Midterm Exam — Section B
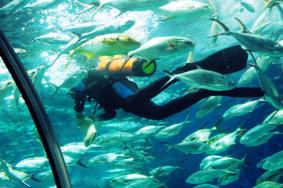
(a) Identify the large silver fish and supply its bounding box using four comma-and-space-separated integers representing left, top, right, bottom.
128, 36, 195, 60
249, 62, 283, 110
163, 67, 235, 91
210, 18, 283, 57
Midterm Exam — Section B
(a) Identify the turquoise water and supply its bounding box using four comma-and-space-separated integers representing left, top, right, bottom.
0, 0, 283, 187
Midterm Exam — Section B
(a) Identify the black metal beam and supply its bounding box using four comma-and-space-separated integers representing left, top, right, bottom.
0, 30, 71, 188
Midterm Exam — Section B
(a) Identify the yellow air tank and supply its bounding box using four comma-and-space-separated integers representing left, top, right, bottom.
96, 55, 156, 77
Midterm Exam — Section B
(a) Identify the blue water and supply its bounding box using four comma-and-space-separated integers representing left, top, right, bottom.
0, 0, 283, 188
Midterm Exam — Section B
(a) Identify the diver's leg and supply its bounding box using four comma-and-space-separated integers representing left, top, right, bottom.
150, 87, 263, 120
130, 45, 248, 101
172, 45, 248, 74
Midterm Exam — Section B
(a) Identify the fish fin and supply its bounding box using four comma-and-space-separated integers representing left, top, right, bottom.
276, 4, 283, 20
69, 31, 82, 39
186, 50, 194, 64
211, 117, 224, 131
161, 70, 176, 90
77, 159, 88, 168
152, 167, 163, 179
184, 111, 191, 124
234, 17, 251, 33
199, 122, 210, 129
209, 18, 230, 32
77, 3, 101, 15
49, 84, 60, 98
20, 180, 31, 188
159, 15, 176, 22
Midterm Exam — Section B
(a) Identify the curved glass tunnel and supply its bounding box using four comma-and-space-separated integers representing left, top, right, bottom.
0, 0, 283, 188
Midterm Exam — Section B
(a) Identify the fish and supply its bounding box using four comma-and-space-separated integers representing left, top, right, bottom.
262, 110, 283, 125
163, 67, 236, 91
61, 21, 102, 35
15, 157, 49, 172
240, 129, 282, 147
33, 31, 72, 45
186, 169, 235, 185
256, 170, 283, 184
249, 62, 283, 110
207, 127, 244, 154
210, 18, 283, 57
155, 113, 190, 139
167, 139, 211, 154
0, 160, 31, 187
123, 142, 153, 162
123, 178, 166, 188
257, 150, 283, 171
78, 152, 129, 167
31, 169, 53, 182
135, 125, 165, 138
71, 33, 141, 61
193, 184, 219, 188
183, 126, 217, 143
95, 132, 135, 147
0, 80, 16, 100
251, 8, 272, 33
81, 0, 168, 16
200, 155, 245, 172
128, 36, 195, 60
149, 165, 181, 178
51, 19, 135, 65
236, 0, 255, 12
196, 96, 222, 119
218, 171, 240, 185
24, 0, 58, 10
237, 55, 272, 86
222, 99, 263, 120
264, 0, 283, 8
0, 0, 30, 16
253, 181, 283, 188
157, 0, 210, 18
109, 173, 150, 188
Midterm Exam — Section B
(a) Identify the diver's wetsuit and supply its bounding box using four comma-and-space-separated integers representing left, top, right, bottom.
72, 45, 264, 120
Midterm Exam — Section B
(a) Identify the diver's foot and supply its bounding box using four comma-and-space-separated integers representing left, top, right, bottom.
84, 124, 96, 147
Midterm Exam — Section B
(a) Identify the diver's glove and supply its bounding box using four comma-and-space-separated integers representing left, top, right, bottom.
76, 114, 97, 147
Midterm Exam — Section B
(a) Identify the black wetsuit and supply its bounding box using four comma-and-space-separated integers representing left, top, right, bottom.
72, 45, 264, 120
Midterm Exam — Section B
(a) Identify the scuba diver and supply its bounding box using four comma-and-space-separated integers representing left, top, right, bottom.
70, 45, 263, 121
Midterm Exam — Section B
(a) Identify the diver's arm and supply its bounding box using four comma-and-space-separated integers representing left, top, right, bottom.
73, 81, 87, 113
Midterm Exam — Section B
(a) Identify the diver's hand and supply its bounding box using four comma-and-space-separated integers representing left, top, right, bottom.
75, 114, 97, 147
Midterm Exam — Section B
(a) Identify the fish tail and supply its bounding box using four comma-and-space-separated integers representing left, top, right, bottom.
160, 141, 173, 152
